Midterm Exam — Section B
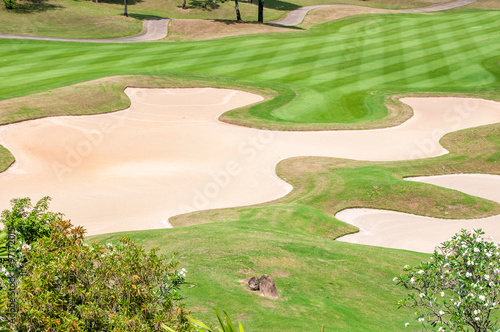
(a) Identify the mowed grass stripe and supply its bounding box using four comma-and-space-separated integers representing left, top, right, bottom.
1, 11, 499, 123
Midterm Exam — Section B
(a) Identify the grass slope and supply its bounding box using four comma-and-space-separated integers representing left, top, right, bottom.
1, 11, 499, 130
0, 0, 456, 39
92, 105, 500, 331
95, 217, 427, 331
2, 8, 500, 331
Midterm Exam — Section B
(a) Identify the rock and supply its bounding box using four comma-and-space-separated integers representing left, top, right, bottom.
259, 275, 279, 299
248, 276, 260, 291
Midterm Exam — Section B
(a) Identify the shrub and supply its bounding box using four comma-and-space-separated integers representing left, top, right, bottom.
2, 0, 16, 9
394, 228, 500, 332
1, 217, 190, 331
1, 196, 60, 245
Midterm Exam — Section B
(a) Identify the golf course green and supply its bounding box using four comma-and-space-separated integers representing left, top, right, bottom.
1, 3, 499, 331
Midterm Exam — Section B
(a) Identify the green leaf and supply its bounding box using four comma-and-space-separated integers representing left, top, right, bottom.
223, 311, 236, 331
160, 323, 177, 332
188, 316, 212, 330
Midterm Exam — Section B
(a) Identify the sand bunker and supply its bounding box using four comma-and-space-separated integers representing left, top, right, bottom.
0, 88, 499, 237
337, 174, 500, 253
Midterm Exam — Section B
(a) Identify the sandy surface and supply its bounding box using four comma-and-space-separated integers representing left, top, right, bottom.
0, 88, 499, 236
337, 174, 500, 253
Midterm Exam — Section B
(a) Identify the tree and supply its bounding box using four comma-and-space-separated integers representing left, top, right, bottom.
234, 0, 241, 21
0, 198, 190, 331
257, 0, 263, 23
394, 228, 500, 332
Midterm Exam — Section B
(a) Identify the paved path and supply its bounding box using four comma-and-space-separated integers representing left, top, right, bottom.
269, 0, 478, 26
0, 18, 170, 43
0, 0, 479, 41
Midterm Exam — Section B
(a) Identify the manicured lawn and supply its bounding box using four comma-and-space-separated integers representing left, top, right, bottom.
1, 11, 499, 129
94, 217, 428, 331
93, 115, 499, 331
1, 8, 500, 331
0, 0, 457, 39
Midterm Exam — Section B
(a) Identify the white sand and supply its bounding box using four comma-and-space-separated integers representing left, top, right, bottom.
0, 88, 499, 238
336, 174, 500, 253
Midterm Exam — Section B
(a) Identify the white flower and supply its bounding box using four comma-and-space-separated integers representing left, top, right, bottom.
466, 272, 472, 277
417, 270, 424, 275
438, 327, 445, 332
405, 322, 409, 327
410, 277, 415, 284
495, 268, 500, 274
475, 317, 480, 321
393, 277, 398, 282
477, 238, 483, 243
403, 265, 410, 269
474, 309, 481, 315
474, 248, 480, 253
439, 310, 445, 315
485, 275, 490, 280
440, 291, 445, 297
486, 252, 492, 257
479, 295, 486, 301
419, 293, 425, 298
106, 243, 113, 247
21, 243, 31, 251
418, 317, 425, 323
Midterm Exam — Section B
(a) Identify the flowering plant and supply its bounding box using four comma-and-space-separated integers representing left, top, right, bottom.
394, 228, 500, 332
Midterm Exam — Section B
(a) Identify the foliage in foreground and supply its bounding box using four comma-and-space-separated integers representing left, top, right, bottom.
1, 196, 59, 245
0, 197, 190, 332
395, 229, 500, 332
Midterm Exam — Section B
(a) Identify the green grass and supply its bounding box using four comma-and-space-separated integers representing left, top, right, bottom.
2, 8, 500, 331
1, 11, 499, 129
94, 216, 427, 331
0, 0, 454, 39
92, 113, 500, 331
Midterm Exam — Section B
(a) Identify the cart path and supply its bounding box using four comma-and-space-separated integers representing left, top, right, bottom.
268, 0, 478, 26
0, 0, 478, 41
0, 18, 170, 43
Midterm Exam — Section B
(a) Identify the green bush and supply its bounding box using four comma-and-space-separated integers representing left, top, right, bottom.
1, 197, 60, 245
2, 0, 16, 9
1, 217, 190, 331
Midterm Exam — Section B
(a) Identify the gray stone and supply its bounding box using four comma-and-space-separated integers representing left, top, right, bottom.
248, 276, 260, 291
259, 275, 279, 299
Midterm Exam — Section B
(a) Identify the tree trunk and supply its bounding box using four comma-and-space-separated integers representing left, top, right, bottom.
258, 0, 264, 22
234, 0, 242, 21
182, 0, 187, 9
124, 0, 128, 17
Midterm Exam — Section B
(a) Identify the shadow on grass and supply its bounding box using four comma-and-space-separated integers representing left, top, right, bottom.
211, 19, 305, 29
128, 13, 165, 20
90, 0, 143, 4
180, 0, 221, 11
260, 0, 300, 11
13, 0, 63, 13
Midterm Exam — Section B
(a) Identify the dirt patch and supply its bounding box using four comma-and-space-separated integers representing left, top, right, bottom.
165, 19, 294, 42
